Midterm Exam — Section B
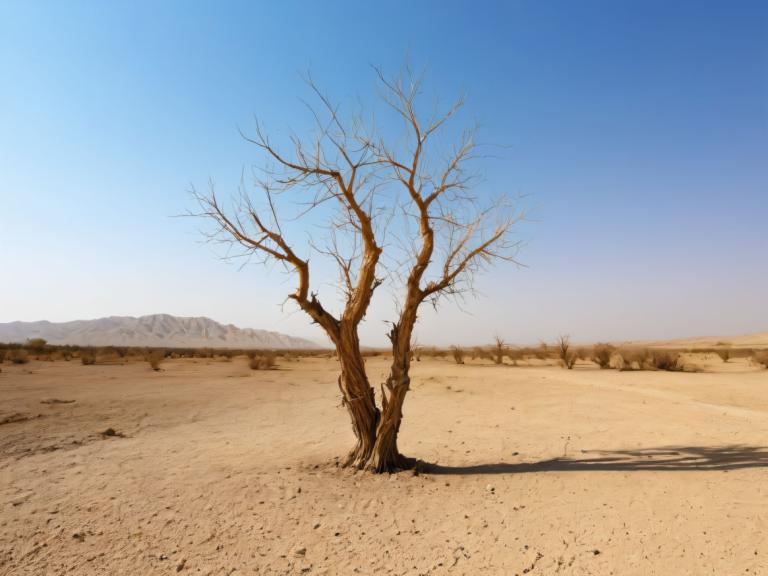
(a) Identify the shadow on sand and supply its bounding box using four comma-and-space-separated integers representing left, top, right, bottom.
420, 445, 768, 475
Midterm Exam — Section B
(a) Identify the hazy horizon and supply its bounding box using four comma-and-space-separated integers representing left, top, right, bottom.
1, 312, 767, 349
2, 1, 766, 346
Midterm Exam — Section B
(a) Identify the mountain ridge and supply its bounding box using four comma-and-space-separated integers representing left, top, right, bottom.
0, 314, 319, 349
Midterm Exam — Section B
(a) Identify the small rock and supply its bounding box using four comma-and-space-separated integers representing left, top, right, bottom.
294, 547, 306, 557
72, 532, 85, 542
176, 559, 186, 572
313, 522, 321, 529
485, 484, 495, 493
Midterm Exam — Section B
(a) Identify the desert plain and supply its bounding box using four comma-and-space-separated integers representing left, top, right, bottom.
2, 350, 768, 575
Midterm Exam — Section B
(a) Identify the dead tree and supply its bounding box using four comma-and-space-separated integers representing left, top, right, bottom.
557, 334, 577, 369
193, 66, 522, 472
493, 335, 506, 365
365, 68, 522, 471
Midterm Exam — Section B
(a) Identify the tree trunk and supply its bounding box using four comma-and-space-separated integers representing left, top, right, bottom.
336, 327, 380, 469
370, 320, 416, 472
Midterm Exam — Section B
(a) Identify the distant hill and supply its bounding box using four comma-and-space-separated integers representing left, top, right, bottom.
624, 331, 768, 350
0, 314, 319, 349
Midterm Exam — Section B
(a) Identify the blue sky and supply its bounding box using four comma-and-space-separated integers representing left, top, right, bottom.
1, 0, 766, 346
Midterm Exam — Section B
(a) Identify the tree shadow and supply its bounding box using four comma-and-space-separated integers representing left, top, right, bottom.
420, 445, 768, 475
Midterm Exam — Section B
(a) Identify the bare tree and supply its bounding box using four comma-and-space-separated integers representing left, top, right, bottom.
492, 335, 506, 365
557, 334, 577, 369
193, 66, 522, 472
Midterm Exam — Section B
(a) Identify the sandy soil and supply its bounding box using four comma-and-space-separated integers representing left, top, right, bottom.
2, 355, 768, 575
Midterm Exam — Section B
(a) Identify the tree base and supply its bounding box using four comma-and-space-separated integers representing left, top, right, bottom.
340, 450, 417, 474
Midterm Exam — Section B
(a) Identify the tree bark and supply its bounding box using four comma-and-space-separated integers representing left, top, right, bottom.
370, 319, 417, 472
336, 326, 380, 469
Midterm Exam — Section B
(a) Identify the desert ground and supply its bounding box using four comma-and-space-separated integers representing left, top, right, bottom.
2, 354, 768, 575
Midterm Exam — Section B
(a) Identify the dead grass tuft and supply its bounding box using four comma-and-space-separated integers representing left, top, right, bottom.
451, 346, 465, 365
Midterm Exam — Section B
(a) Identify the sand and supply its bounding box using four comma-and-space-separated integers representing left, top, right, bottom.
2, 355, 768, 575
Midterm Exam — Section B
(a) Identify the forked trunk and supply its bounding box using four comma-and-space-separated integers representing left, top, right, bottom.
370, 320, 416, 472
336, 330, 380, 469
370, 365, 411, 472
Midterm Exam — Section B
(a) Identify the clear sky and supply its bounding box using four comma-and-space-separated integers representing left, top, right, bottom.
1, 0, 766, 346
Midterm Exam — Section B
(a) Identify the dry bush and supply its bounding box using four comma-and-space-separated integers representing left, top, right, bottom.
493, 335, 505, 365
592, 343, 615, 369
557, 335, 577, 369
451, 346, 465, 365
147, 350, 165, 371
0, 349, 6, 364
617, 349, 683, 372
26, 338, 47, 353
716, 348, 730, 363
616, 348, 649, 371
506, 348, 523, 365
249, 352, 276, 370
649, 351, 683, 371
9, 350, 29, 365
753, 351, 768, 369
80, 351, 96, 365
535, 342, 550, 360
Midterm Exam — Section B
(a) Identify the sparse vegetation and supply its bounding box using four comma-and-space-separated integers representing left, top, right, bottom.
716, 348, 730, 363
592, 343, 615, 369
615, 348, 685, 371
80, 351, 96, 365
617, 348, 649, 371
9, 350, 29, 364
493, 336, 506, 365
147, 350, 165, 371
451, 346, 465, 365
557, 335, 577, 369
249, 352, 276, 370
26, 338, 47, 353
649, 351, 683, 371
753, 351, 768, 369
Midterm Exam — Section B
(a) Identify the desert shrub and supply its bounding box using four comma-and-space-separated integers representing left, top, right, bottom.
493, 336, 505, 365
451, 346, 465, 365
9, 350, 29, 364
505, 348, 523, 365
147, 350, 165, 371
716, 349, 730, 363
592, 343, 615, 369
649, 351, 683, 371
249, 352, 276, 370
81, 351, 96, 365
0, 349, 6, 363
26, 338, 47, 353
535, 342, 549, 360
616, 348, 649, 371
557, 335, 577, 369
753, 351, 768, 369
